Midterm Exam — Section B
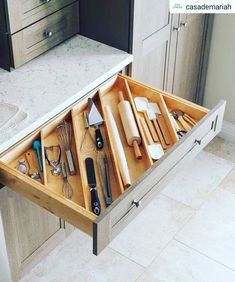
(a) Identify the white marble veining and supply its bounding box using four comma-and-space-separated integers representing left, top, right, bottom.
0, 35, 133, 154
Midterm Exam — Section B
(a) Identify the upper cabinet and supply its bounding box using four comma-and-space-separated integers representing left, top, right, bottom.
131, 0, 171, 90
131, 2, 206, 101
80, 0, 208, 102
167, 14, 206, 101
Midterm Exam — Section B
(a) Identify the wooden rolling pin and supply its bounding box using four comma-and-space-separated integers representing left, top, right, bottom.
105, 106, 131, 188
118, 91, 142, 160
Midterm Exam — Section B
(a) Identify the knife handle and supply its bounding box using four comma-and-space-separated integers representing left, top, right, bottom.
91, 188, 101, 215
95, 128, 104, 150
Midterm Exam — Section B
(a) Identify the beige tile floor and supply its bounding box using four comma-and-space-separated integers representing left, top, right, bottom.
21, 136, 235, 282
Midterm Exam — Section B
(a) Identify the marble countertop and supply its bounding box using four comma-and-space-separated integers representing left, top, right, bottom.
0, 35, 133, 154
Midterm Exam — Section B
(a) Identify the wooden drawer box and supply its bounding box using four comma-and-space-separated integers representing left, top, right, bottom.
5, 0, 77, 34
10, 2, 79, 68
0, 74, 225, 255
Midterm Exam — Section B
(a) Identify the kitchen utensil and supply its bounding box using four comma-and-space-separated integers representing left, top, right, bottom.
25, 150, 41, 181
44, 145, 61, 175
15, 158, 28, 174
171, 110, 191, 132
147, 106, 168, 150
104, 155, 112, 206
97, 153, 112, 207
80, 111, 95, 151
85, 158, 101, 215
134, 97, 159, 142
148, 102, 172, 146
139, 117, 164, 160
169, 114, 187, 140
105, 106, 131, 188
56, 120, 76, 175
183, 113, 197, 126
61, 162, 73, 199
118, 91, 142, 160
33, 140, 43, 172
88, 98, 104, 150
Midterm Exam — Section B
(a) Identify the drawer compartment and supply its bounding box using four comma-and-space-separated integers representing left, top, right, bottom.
0, 74, 225, 255
10, 2, 79, 68
6, 0, 77, 34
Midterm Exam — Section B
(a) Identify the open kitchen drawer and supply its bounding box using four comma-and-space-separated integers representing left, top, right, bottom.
0, 74, 225, 255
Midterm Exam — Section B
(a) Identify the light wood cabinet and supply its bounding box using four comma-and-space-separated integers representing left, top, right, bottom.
0, 187, 74, 281
131, 2, 206, 102
80, 1, 208, 101
167, 14, 205, 101
132, 0, 171, 90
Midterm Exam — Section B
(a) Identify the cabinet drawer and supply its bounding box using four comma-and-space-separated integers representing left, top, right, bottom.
10, 2, 79, 68
6, 0, 77, 34
0, 74, 225, 255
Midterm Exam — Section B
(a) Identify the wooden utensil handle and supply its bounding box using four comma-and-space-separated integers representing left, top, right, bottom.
183, 114, 197, 126
143, 111, 159, 142
178, 116, 192, 132
157, 115, 172, 146
133, 140, 142, 160
25, 150, 38, 175
140, 117, 154, 145
152, 119, 168, 149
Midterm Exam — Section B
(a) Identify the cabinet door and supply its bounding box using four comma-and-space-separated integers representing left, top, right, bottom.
171, 14, 205, 101
0, 187, 64, 281
131, 0, 171, 90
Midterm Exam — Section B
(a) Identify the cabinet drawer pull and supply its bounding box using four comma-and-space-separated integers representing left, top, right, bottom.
180, 22, 188, 28
132, 199, 142, 208
41, 0, 52, 3
173, 26, 181, 32
43, 31, 54, 38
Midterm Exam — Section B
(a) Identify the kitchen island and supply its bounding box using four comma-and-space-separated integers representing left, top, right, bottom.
0, 35, 132, 282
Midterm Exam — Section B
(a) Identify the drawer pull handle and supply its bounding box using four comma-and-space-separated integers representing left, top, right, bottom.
195, 139, 202, 145
44, 31, 54, 38
173, 26, 181, 32
133, 199, 142, 208
180, 22, 188, 28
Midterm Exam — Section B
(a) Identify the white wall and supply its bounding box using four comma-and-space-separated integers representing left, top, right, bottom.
204, 15, 235, 124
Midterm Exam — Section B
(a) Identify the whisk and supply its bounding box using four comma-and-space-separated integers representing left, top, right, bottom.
56, 120, 76, 175
61, 162, 73, 199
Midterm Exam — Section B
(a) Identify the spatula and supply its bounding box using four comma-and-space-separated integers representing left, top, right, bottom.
148, 102, 172, 146
134, 97, 159, 142
146, 106, 168, 150
139, 116, 164, 160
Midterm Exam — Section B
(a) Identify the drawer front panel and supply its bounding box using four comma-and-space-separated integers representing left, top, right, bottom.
6, 0, 77, 34
11, 2, 79, 68
93, 100, 225, 255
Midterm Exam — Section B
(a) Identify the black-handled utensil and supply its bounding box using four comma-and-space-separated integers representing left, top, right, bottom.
104, 155, 112, 206
85, 158, 101, 215
87, 98, 104, 150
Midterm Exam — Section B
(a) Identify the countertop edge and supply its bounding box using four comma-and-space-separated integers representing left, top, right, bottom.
0, 55, 133, 155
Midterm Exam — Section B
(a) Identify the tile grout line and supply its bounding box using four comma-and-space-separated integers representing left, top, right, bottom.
107, 247, 147, 270
172, 186, 225, 241
174, 238, 235, 273
161, 159, 234, 215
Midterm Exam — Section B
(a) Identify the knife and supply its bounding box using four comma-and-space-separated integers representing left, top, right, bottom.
85, 158, 101, 215
87, 98, 104, 150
